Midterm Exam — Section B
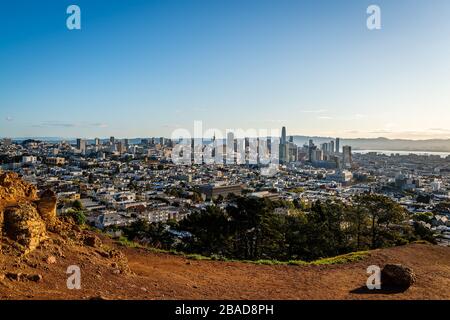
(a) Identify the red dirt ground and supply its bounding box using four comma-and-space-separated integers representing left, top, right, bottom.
1, 233, 449, 300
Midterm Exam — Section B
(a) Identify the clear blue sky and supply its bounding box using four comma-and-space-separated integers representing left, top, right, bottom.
1, 0, 449, 139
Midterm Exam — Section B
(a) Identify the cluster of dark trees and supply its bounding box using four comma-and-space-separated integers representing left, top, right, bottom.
121, 194, 435, 262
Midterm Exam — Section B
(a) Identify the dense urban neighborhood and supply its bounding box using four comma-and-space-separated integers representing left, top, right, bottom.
1, 129, 449, 250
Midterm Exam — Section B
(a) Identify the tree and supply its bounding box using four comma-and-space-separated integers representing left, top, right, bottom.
123, 219, 150, 240
215, 194, 224, 203
412, 222, 437, 244
305, 199, 351, 258
416, 194, 431, 204
72, 200, 83, 211
433, 201, 450, 214
345, 205, 370, 250
413, 212, 433, 224
124, 195, 428, 263
354, 194, 407, 249
179, 206, 232, 256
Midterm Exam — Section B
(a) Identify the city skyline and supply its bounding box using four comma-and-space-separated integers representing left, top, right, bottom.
1, 0, 450, 306
1, 0, 450, 139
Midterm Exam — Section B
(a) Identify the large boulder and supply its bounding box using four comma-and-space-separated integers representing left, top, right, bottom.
381, 264, 417, 288
0, 172, 61, 255
0, 172, 38, 206
36, 189, 57, 228
3, 203, 47, 254
84, 235, 102, 248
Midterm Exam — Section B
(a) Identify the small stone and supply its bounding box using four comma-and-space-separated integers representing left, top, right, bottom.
83, 235, 102, 248
26, 274, 43, 282
46, 256, 57, 264
6, 272, 22, 281
97, 250, 110, 258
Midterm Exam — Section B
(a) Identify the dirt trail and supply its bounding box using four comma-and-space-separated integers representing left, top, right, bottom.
1, 241, 449, 300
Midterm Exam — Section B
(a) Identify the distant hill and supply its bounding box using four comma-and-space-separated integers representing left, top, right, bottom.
6, 136, 450, 153
292, 136, 450, 153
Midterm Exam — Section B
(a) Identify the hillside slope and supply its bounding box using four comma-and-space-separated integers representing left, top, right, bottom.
1, 238, 449, 300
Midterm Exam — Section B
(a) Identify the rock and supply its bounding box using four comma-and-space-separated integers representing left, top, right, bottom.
0, 172, 38, 205
26, 260, 39, 268
381, 264, 417, 288
83, 235, 102, 248
0, 173, 60, 255
26, 274, 43, 282
46, 256, 56, 264
6, 272, 22, 281
96, 250, 110, 258
5, 272, 42, 282
36, 189, 57, 228
108, 249, 124, 259
54, 246, 65, 258
52, 238, 66, 246
3, 203, 47, 254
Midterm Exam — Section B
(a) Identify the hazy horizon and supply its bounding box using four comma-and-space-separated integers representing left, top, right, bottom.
5, 134, 450, 142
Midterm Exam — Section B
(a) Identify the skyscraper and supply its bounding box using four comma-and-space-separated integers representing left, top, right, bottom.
335, 138, 340, 154
117, 141, 126, 154
343, 145, 352, 169
288, 142, 298, 162
314, 149, 323, 162
281, 127, 287, 145
226, 131, 235, 164
76, 138, 86, 155
279, 127, 287, 163
308, 141, 316, 163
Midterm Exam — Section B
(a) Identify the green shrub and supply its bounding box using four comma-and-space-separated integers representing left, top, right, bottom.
62, 209, 86, 225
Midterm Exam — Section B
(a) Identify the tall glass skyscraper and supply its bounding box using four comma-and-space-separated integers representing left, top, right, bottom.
281, 127, 287, 145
